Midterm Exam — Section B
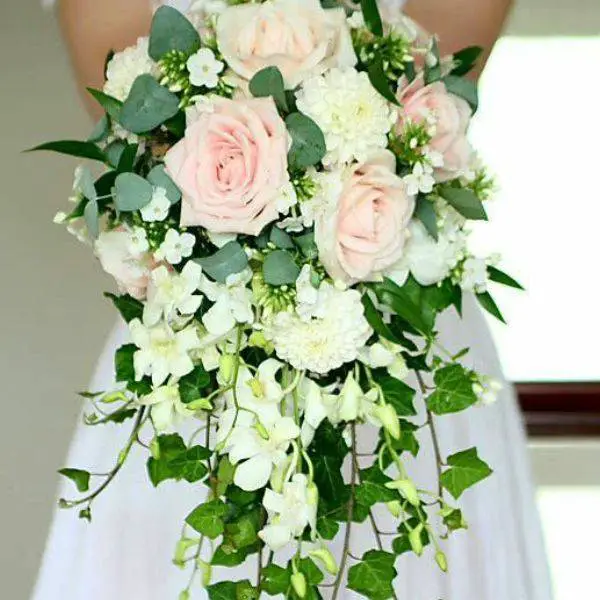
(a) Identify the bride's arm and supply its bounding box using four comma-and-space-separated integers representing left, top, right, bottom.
58, 0, 152, 117
403, 0, 514, 77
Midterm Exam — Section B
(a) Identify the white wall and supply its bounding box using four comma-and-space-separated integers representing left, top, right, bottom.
0, 1, 598, 599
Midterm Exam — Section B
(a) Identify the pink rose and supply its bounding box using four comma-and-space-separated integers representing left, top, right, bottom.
95, 226, 156, 300
316, 151, 415, 284
216, 0, 356, 88
397, 78, 472, 181
165, 97, 290, 236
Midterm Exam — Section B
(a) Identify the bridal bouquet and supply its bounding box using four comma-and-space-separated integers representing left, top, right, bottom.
35, 1, 522, 598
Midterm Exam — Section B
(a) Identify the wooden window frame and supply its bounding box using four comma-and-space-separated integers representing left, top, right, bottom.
517, 383, 600, 437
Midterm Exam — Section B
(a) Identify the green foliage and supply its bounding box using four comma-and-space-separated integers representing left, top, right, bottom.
442, 506, 469, 532
206, 580, 257, 600
196, 241, 249, 284
285, 113, 327, 170
104, 293, 144, 323
355, 466, 397, 511
367, 58, 400, 105
58, 468, 90, 493
443, 75, 479, 112
441, 447, 492, 499
147, 433, 187, 486
427, 364, 478, 415
487, 266, 524, 291
168, 446, 211, 483
294, 231, 319, 260
476, 291, 506, 324
269, 226, 294, 250
392, 517, 431, 555
261, 564, 291, 595
28, 140, 107, 163
148, 165, 182, 205
415, 196, 439, 240
116, 143, 139, 173
84, 198, 100, 239
347, 550, 397, 600
316, 516, 339, 540
114, 344, 152, 396
424, 39, 442, 84
178, 365, 211, 405
263, 250, 301, 286
308, 422, 348, 504
378, 373, 417, 416
86, 88, 123, 120
114, 172, 154, 212
249, 66, 289, 112
149, 6, 201, 61
451, 46, 484, 77
438, 186, 488, 221
361, 0, 384, 37
186, 500, 229, 539
120, 74, 180, 134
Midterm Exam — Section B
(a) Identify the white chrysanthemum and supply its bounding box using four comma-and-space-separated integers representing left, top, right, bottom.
265, 279, 372, 374
104, 37, 157, 102
295, 68, 396, 166
299, 168, 344, 228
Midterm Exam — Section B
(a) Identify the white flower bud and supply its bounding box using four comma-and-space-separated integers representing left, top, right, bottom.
291, 571, 307, 598
218, 354, 236, 383
435, 550, 448, 572
408, 523, 424, 556
309, 547, 339, 575
386, 478, 420, 507
386, 500, 403, 518
373, 404, 401, 440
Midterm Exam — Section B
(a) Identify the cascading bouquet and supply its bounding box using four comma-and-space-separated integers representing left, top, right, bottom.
34, 1, 523, 598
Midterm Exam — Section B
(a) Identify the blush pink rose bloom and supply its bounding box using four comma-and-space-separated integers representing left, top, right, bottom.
165, 96, 291, 236
95, 226, 156, 300
396, 77, 472, 181
216, 0, 356, 88
316, 151, 415, 284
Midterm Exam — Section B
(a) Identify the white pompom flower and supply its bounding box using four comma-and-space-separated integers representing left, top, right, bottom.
104, 37, 157, 102
295, 68, 396, 166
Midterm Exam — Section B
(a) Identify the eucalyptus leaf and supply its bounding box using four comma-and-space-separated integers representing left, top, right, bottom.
441, 447, 492, 499
269, 226, 295, 249
249, 66, 288, 112
78, 166, 98, 201
286, 112, 326, 170
149, 6, 201, 61
443, 75, 479, 112
88, 115, 110, 143
120, 74, 180, 134
263, 250, 301, 286
58, 468, 90, 493
196, 241, 248, 284
114, 172, 154, 212
105, 140, 127, 169
83, 198, 99, 239
439, 186, 487, 221
148, 165, 181, 204
294, 231, 319, 259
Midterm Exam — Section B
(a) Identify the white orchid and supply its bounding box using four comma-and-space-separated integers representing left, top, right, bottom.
259, 474, 318, 552
217, 409, 300, 491
200, 269, 254, 337
138, 383, 194, 433
129, 319, 201, 387
155, 229, 196, 265
143, 262, 203, 327
335, 373, 379, 424
358, 340, 409, 381
299, 378, 338, 447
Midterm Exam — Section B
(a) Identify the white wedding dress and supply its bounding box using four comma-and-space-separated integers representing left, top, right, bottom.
34, 1, 554, 598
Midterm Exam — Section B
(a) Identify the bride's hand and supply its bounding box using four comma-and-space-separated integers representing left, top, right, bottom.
58, 0, 153, 118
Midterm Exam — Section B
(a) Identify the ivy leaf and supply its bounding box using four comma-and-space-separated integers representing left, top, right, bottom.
298, 557, 324, 586
207, 581, 257, 600
426, 364, 478, 415
58, 468, 90, 493
104, 292, 144, 323
487, 266, 524, 290
186, 500, 229, 539
102, 407, 138, 425
286, 112, 326, 170
451, 46, 484, 77
442, 507, 469, 532
393, 517, 431, 555
216, 456, 236, 497
149, 5, 201, 61
360, 0, 384, 37
441, 447, 493, 499
249, 66, 289, 112
312, 454, 345, 503
316, 516, 339, 540
168, 445, 210, 483
120, 74, 180, 134
415, 196, 439, 240
368, 58, 400, 105
114, 172, 154, 212
438, 186, 487, 221
263, 250, 301, 286
378, 374, 417, 416
443, 75, 479, 112
196, 241, 248, 284
178, 365, 211, 405
262, 564, 291, 595
362, 293, 409, 347
146, 434, 187, 486
148, 165, 181, 205
347, 550, 397, 600
212, 543, 258, 567
86, 88, 123, 120
477, 291, 507, 324
28, 140, 107, 163
114, 344, 152, 396
355, 466, 397, 509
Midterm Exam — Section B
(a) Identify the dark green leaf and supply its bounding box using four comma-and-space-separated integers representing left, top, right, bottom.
298, 557, 324, 586
86, 88, 123, 120
58, 468, 90, 493
347, 550, 397, 600
312, 454, 345, 503
168, 445, 210, 483
249, 66, 288, 112
261, 564, 291, 595
393, 517, 431, 555
178, 365, 211, 405
186, 500, 228, 539
116, 143, 139, 173
216, 456, 236, 497
415, 196, 438, 240
368, 59, 400, 105
487, 266, 524, 290
439, 186, 487, 221
115, 344, 152, 396
206, 581, 237, 600
442, 507, 468, 531
146, 433, 187, 486
148, 164, 181, 204
316, 516, 339, 540
28, 140, 107, 163
443, 75, 479, 112
427, 364, 478, 415
441, 447, 492, 499
451, 46, 484, 77
114, 172, 154, 212
361, 0, 384, 37
378, 374, 417, 416
263, 250, 300, 286
120, 74, 180, 134
196, 241, 248, 284
212, 543, 258, 567
355, 466, 397, 509
424, 38, 442, 84
104, 292, 144, 323
149, 6, 201, 61
477, 291, 506, 324
286, 112, 326, 170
